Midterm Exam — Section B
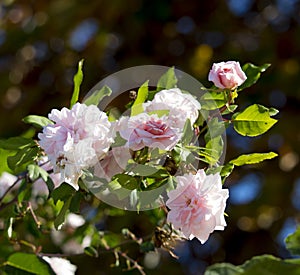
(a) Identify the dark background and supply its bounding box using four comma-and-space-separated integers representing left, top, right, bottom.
0, 0, 300, 274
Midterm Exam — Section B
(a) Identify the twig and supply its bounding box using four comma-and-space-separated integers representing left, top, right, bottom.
117, 250, 146, 275
27, 202, 41, 228
0, 172, 25, 205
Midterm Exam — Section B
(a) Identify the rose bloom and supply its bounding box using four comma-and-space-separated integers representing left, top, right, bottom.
144, 88, 201, 128
119, 113, 181, 151
208, 61, 247, 90
94, 146, 131, 181
38, 103, 114, 189
166, 169, 229, 244
42, 256, 77, 275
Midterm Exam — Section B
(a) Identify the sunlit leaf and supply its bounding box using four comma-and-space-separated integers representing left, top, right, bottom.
156, 67, 177, 91
200, 91, 227, 110
0, 137, 36, 151
205, 254, 300, 275
230, 152, 278, 166
70, 59, 84, 108
233, 104, 277, 136
131, 80, 149, 116
181, 119, 194, 145
238, 63, 271, 91
7, 146, 39, 171
285, 227, 300, 256
22, 115, 53, 129
84, 85, 112, 106
4, 253, 53, 275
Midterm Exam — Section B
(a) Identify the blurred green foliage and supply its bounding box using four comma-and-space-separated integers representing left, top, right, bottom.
0, 0, 300, 274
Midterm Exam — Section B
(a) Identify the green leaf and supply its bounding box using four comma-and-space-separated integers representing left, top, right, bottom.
200, 91, 227, 110
156, 67, 177, 91
131, 80, 149, 116
70, 59, 84, 108
22, 115, 53, 129
205, 255, 300, 275
181, 119, 194, 145
54, 196, 71, 229
269, 107, 279, 116
69, 191, 82, 213
4, 253, 53, 275
205, 263, 242, 275
7, 146, 39, 171
238, 63, 271, 91
205, 136, 224, 165
0, 137, 36, 151
27, 164, 55, 193
128, 164, 159, 176
84, 85, 112, 106
111, 174, 139, 190
51, 183, 76, 204
230, 152, 278, 166
205, 118, 228, 140
233, 104, 277, 137
285, 226, 300, 256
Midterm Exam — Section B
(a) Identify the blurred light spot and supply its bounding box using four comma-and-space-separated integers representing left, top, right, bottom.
201, 31, 225, 48
8, 8, 24, 24
229, 173, 262, 205
168, 39, 185, 56
34, 11, 48, 26
237, 216, 257, 232
232, 33, 259, 52
244, 12, 267, 30
69, 19, 99, 51
3, 87, 22, 108
22, 16, 37, 33
269, 90, 286, 108
263, 5, 279, 21
106, 33, 122, 50
0, 29, 6, 46
20, 45, 36, 61
227, 0, 254, 16
190, 44, 213, 77
283, 59, 299, 75
268, 133, 284, 150
276, 0, 299, 15
50, 37, 65, 53
292, 178, 300, 210
257, 205, 282, 229
34, 41, 48, 61
279, 151, 299, 171
276, 217, 296, 246
143, 251, 160, 269
176, 16, 195, 34
9, 67, 23, 84
39, 71, 54, 87
271, 14, 291, 32
163, 22, 177, 38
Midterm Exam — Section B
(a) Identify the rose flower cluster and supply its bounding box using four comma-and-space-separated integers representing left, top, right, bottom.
38, 61, 246, 244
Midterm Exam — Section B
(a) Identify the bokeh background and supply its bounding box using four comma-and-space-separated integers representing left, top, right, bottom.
0, 0, 300, 274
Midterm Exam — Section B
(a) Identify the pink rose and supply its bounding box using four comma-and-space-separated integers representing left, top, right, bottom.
166, 169, 229, 244
38, 103, 114, 189
94, 147, 131, 181
119, 113, 181, 151
144, 88, 201, 128
208, 61, 247, 90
